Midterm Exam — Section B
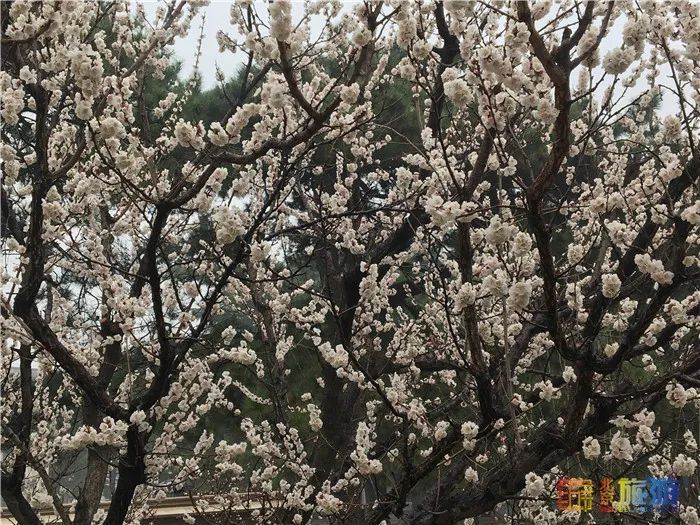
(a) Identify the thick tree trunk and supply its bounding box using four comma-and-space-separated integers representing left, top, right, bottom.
1, 476, 43, 525
102, 428, 146, 525
73, 401, 112, 525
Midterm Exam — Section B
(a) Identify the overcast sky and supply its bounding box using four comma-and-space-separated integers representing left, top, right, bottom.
143, 1, 315, 88
141, 1, 677, 115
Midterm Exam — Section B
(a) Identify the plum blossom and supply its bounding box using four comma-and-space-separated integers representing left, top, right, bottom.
464, 467, 479, 483
603, 47, 635, 75
269, 0, 292, 42
512, 232, 532, 256
318, 342, 349, 369
601, 273, 621, 298
208, 122, 229, 146
443, 76, 472, 107
536, 380, 561, 401
635, 254, 674, 285
562, 366, 577, 384
582, 437, 600, 459
673, 454, 698, 476
524, 473, 546, 497
610, 431, 634, 461
99, 117, 126, 140
507, 281, 532, 311
666, 382, 689, 408
174, 120, 205, 150
681, 506, 699, 525
485, 215, 517, 245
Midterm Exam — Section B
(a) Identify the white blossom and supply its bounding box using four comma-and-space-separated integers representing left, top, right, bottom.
562, 366, 577, 384
673, 454, 698, 476
582, 437, 600, 459
464, 467, 479, 483
601, 273, 621, 298
99, 117, 126, 140
610, 431, 634, 461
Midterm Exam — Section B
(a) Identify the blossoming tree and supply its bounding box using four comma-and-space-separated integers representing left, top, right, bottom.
2, 1, 699, 525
